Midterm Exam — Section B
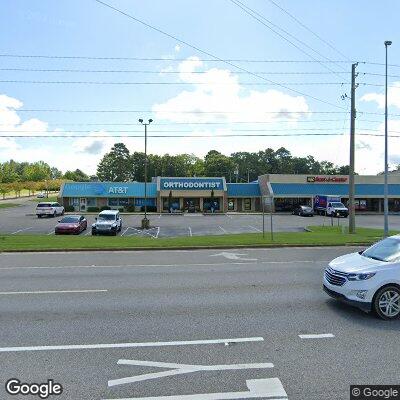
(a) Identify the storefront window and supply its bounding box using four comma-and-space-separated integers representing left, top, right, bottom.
244, 198, 252, 211
87, 198, 96, 207
69, 198, 79, 206
228, 198, 235, 211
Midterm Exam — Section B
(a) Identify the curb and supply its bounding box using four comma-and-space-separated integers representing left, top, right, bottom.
0, 242, 370, 253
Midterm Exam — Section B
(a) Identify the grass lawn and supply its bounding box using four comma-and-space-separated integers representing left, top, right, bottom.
29, 195, 59, 203
0, 203, 21, 209
0, 226, 397, 252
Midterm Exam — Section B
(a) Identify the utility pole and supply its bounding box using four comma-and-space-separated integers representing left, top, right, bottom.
348, 63, 358, 234
384, 40, 392, 237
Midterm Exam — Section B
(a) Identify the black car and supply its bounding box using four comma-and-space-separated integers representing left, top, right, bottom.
292, 205, 314, 217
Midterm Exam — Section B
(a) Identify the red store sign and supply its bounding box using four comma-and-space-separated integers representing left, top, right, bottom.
307, 176, 348, 183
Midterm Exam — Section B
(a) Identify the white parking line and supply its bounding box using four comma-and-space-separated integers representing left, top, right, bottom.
121, 227, 129, 236
47, 230, 54, 235
155, 227, 160, 239
0, 289, 107, 296
0, 337, 264, 353
11, 227, 32, 235
218, 225, 227, 234
299, 333, 335, 339
248, 225, 262, 232
188, 227, 192, 237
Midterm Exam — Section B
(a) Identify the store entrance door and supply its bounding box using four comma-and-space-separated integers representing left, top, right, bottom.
79, 197, 87, 212
183, 198, 200, 213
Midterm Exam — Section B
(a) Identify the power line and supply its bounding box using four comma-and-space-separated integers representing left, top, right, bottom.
0, 118, 368, 126
93, 0, 346, 110
0, 67, 349, 75
1, 132, 399, 138
229, 0, 347, 78
265, 0, 351, 62
0, 80, 350, 86
0, 53, 351, 63
1, 108, 349, 114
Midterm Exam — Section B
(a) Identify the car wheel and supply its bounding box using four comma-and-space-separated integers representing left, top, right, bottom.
52, 212, 56, 218
37, 215, 42, 219
373, 285, 400, 320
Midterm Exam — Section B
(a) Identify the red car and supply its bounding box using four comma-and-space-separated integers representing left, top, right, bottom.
55, 215, 87, 235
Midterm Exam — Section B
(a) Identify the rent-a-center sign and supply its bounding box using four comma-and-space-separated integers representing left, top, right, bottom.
307, 176, 348, 183
160, 178, 224, 190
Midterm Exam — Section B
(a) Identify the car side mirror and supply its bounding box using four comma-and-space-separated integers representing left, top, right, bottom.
58, 220, 61, 223
358, 250, 364, 255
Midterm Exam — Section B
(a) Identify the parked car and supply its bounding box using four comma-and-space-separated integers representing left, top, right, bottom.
55, 215, 87, 235
292, 205, 314, 217
36, 192, 45, 198
36, 202, 64, 218
91, 210, 122, 236
324, 235, 400, 319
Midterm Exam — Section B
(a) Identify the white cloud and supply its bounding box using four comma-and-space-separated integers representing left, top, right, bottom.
361, 81, 400, 109
174, 44, 181, 53
153, 57, 309, 124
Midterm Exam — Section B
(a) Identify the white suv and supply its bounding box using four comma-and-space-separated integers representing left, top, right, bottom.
36, 202, 65, 218
91, 210, 122, 236
324, 235, 400, 319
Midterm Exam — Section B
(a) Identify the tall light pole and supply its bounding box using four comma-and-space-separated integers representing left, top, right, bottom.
139, 118, 153, 229
384, 40, 392, 237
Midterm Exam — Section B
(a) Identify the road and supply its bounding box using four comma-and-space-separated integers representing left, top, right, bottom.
0, 247, 398, 399
2, 197, 400, 237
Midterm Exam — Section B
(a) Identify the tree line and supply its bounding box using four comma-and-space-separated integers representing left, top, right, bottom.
96, 143, 350, 182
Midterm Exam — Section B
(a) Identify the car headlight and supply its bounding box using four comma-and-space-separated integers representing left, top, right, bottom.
347, 272, 376, 281
92, 223, 96, 227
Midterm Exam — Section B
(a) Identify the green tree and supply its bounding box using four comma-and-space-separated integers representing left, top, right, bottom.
204, 151, 235, 177
64, 169, 89, 182
97, 143, 132, 181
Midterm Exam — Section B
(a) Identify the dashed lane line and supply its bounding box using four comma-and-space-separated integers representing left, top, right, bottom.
299, 333, 335, 339
0, 289, 108, 296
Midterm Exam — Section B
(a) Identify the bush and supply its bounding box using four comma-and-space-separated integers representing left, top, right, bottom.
100, 206, 111, 211
141, 205, 157, 212
64, 205, 75, 212
126, 205, 136, 212
87, 206, 100, 212
118, 207, 124, 212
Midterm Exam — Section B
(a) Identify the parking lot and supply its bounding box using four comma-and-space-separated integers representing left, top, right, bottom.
2, 197, 400, 237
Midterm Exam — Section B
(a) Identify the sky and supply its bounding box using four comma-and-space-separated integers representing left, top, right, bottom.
1, 0, 400, 175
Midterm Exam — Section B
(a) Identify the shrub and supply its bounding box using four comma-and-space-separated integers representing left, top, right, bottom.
64, 205, 75, 212
126, 205, 136, 212
87, 206, 100, 212
141, 205, 157, 212
100, 205, 111, 211
118, 207, 124, 212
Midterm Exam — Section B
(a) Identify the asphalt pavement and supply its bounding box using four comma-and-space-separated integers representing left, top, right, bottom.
0, 247, 399, 399
2, 197, 400, 237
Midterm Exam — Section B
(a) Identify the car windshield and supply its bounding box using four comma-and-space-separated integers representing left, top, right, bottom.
60, 217, 80, 223
98, 214, 115, 221
301, 206, 312, 210
37, 203, 52, 207
331, 202, 345, 208
362, 237, 400, 262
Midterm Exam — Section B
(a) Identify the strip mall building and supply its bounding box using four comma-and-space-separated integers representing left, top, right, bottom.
59, 174, 400, 213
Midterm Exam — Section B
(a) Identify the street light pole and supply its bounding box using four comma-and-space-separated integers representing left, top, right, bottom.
139, 118, 153, 229
384, 40, 392, 237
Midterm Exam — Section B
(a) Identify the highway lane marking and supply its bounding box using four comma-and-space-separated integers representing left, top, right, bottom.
299, 333, 335, 339
11, 227, 32, 235
109, 359, 274, 387
0, 260, 329, 271
103, 378, 287, 400
0, 337, 264, 353
210, 252, 257, 261
0, 289, 108, 295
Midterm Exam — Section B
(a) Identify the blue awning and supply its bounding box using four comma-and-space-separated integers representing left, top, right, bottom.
271, 183, 400, 196
227, 183, 261, 197
61, 182, 157, 197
